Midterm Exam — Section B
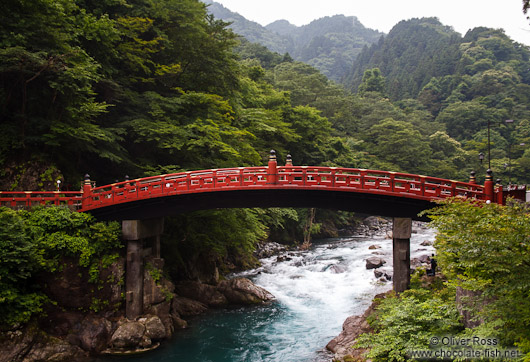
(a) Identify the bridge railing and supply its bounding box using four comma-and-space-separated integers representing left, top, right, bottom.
0, 165, 491, 212
79, 166, 487, 211
82, 167, 273, 210
277, 166, 486, 200
0, 191, 83, 210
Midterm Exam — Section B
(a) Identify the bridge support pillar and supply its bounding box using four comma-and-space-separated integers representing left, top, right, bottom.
122, 218, 164, 320
392, 217, 411, 293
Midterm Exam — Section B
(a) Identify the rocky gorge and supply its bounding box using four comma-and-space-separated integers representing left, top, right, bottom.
0, 215, 435, 362
325, 219, 436, 362
0, 253, 274, 362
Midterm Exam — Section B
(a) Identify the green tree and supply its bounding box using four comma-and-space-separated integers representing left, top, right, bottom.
284, 105, 332, 165
0, 206, 120, 325
364, 119, 431, 173
426, 199, 530, 353
357, 68, 386, 95
435, 100, 494, 140
427, 131, 471, 180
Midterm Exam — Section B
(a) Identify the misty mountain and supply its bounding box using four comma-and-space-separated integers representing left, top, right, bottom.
202, 0, 382, 82
343, 17, 463, 100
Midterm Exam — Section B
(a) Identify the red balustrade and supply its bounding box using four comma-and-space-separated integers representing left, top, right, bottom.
0, 191, 83, 210
0, 165, 492, 213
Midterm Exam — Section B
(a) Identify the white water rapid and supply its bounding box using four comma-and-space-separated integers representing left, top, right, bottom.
101, 223, 436, 362
233, 222, 436, 361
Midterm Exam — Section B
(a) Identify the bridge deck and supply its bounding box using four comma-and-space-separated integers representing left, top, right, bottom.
0, 166, 490, 220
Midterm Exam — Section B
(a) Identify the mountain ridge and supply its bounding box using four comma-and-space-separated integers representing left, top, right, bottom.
202, 0, 382, 82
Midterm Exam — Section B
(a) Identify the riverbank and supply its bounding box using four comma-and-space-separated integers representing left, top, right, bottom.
0, 216, 435, 362
326, 220, 435, 362
0, 255, 275, 362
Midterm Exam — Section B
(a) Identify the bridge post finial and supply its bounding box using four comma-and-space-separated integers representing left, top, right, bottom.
484, 169, 494, 202
469, 171, 476, 184
83, 174, 91, 190
285, 154, 293, 166
495, 178, 504, 205
267, 150, 278, 184
82, 174, 92, 209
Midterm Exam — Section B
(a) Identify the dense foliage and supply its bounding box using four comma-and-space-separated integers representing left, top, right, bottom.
0, 206, 120, 326
2, 0, 529, 188
357, 199, 530, 361
1, 1, 529, 349
345, 18, 530, 184
356, 284, 462, 362
426, 199, 530, 354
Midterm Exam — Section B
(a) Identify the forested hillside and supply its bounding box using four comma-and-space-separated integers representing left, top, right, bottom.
203, 0, 382, 82
344, 18, 462, 99
2, 1, 530, 191
2, 2, 530, 356
345, 18, 530, 183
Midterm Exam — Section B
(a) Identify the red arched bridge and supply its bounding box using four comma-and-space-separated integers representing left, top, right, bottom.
0, 152, 508, 221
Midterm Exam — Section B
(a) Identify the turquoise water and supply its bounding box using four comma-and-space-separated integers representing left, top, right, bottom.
95, 228, 435, 362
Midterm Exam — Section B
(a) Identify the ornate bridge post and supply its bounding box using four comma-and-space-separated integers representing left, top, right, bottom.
82, 174, 92, 209
122, 218, 164, 319
285, 154, 293, 166
267, 150, 278, 184
393, 217, 411, 293
484, 169, 494, 202
469, 171, 476, 184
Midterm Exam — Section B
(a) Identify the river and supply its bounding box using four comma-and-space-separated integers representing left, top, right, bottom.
96, 224, 435, 362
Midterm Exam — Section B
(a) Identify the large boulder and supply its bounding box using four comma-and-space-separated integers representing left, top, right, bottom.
172, 296, 208, 317
141, 315, 166, 340
327, 292, 389, 361
175, 281, 228, 307
145, 300, 179, 337
217, 278, 275, 304
109, 321, 145, 349
22, 337, 88, 362
0, 325, 88, 362
254, 241, 288, 258
365, 257, 386, 269
326, 314, 370, 356
363, 216, 389, 230
78, 315, 112, 353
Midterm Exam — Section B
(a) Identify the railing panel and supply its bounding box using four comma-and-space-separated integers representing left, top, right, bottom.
0, 166, 496, 212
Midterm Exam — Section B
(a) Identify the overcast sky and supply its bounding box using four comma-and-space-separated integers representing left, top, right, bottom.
212, 0, 530, 45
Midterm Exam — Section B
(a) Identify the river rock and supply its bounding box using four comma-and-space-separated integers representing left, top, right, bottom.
144, 259, 175, 308
175, 281, 228, 307
327, 292, 390, 361
420, 240, 433, 246
22, 336, 88, 362
172, 296, 208, 317
368, 244, 381, 250
365, 257, 385, 269
109, 321, 146, 349
0, 325, 88, 362
145, 300, 178, 337
143, 315, 166, 340
78, 315, 112, 353
171, 312, 189, 330
217, 277, 275, 304
255, 241, 288, 258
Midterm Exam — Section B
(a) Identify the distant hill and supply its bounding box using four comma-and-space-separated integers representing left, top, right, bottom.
202, 0, 383, 82
343, 17, 463, 99
202, 0, 293, 55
